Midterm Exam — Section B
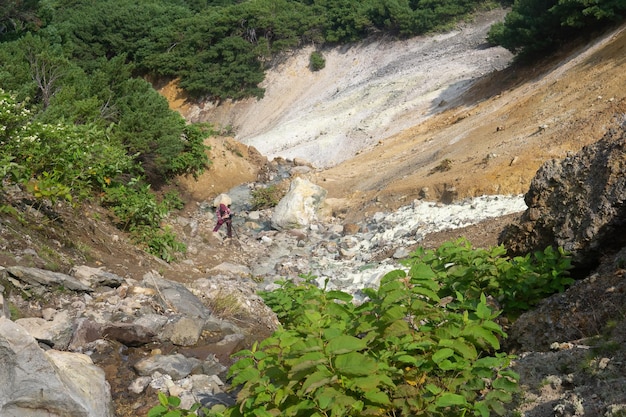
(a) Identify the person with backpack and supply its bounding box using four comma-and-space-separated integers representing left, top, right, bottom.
213, 202, 233, 238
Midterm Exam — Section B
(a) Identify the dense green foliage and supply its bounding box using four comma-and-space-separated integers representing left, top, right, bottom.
403, 238, 573, 317
228, 276, 517, 417
1, 0, 505, 104
0, 88, 192, 261
0, 31, 210, 181
488, 0, 626, 59
0, 89, 134, 201
3, 0, 624, 109
149, 239, 573, 417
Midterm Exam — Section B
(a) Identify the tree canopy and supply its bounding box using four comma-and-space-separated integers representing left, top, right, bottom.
488, 0, 626, 59
1, 0, 624, 211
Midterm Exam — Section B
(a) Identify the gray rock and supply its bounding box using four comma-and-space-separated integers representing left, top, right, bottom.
68, 318, 103, 351
7, 266, 93, 294
134, 353, 203, 380
71, 265, 125, 288
203, 315, 241, 335
500, 125, 626, 271
0, 317, 114, 417
102, 322, 155, 347
215, 333, 246, 356
15, 310, 73, 349
142, 271, 212, 319
209, 262, 251, 277
128, 376, 152, 394
162, 316, 204, 346
271, 177, 327, 230
133, 314, 168, 335
200, 356, 228, 379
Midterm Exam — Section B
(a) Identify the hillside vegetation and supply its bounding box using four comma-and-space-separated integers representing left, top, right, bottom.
1, 0, 624, 243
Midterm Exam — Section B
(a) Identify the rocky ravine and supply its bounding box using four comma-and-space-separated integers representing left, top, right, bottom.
2, 10, 626, 417
3, 121, 626, 417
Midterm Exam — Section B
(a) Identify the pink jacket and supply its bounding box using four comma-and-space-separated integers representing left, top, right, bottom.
216, 203, 231, 221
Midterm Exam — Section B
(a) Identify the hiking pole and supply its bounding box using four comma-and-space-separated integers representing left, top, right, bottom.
230, 221, 243, 248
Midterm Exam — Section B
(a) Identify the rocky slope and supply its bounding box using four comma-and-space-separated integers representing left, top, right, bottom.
170, 9, 626, 221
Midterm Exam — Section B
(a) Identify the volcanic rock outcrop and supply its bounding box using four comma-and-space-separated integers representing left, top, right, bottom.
499, 118, 626, 274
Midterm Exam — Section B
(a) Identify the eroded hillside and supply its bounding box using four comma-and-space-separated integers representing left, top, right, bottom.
316, 23, 626, 221
164, 12, 626, 223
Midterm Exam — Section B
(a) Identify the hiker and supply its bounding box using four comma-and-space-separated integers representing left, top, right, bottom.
213, 202, 233, 238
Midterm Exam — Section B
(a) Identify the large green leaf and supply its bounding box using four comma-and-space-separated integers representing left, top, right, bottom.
301, 369, 335, 394
409, 262, 437, 280
287, 351, 327, 374
431, 347, 455, 363
462, 324, 501, 350
381, 288, 408, 308
230, 366, 260, 386
475, 293, 493, 319
492, 375, 518, 391
349, 374, 395, 391
410, 286, 441, 302
382, 313, 412, 334
326, 290, 353, 302
325, 335, 367, 355
438, 338, 477, 360
381, 304, 407, 322
334, 352, 377, 376
435, 392, 468, 407
364, 389, 392, 406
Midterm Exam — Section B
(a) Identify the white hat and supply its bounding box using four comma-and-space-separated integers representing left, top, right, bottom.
213, 193, 232, 207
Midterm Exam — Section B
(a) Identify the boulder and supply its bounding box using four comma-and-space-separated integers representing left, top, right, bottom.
133, 353, 203, 380
7, 266, 93, 294
68, 318, 103, 351
0, 317, 114, 417
15, 310, 73, 349
142, 271, 212, 319
102, 322, 155, 347
162, 316, 204, 347
71, 265, 125, 288
271, 177, 327, 230
499, 125, 626, 272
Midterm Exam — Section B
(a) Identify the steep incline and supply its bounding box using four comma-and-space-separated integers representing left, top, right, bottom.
318, 22, 626, 220
176, 9, 512, 169
165, 10, 626, 222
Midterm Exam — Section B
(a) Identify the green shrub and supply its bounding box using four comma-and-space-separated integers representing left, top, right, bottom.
132, 225, 186, 263
102, 180, 167, 230
161, 190, 185, 212
101, 180, 186, 262
148, 238, 575, 416
309, 51, 326, 71
250, 184, 286, 210
225, 272, 518, 417
0, 89, 135, 200
487, 0, 626, 59
402, 238, 573, 317
0, 90, 189, 262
